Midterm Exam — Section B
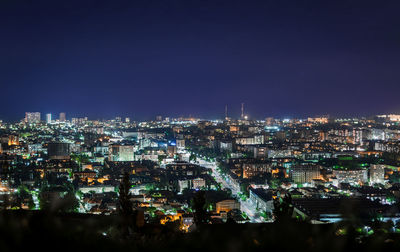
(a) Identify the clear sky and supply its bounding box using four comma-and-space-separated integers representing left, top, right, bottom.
1, 0, 400, 121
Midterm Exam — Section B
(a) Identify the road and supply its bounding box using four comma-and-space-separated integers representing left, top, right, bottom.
188, 153, 263, 223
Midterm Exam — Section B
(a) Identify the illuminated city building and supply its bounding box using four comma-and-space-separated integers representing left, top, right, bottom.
46, 113, 52, 124
219, 140, 233, 152
242, 162, 271, 178
59, 112, 66, 122
307, 116, 329, 124
192, 177, 206, 189
377, 114, 400, 122
167, 145, 177, 157
253, 146, 268, 158
216, 199, 240, 213
290, 165, 321, 184
47, 142, 71, 160
8, 135, 19, 146
370, 164, 385, 185
235, 135, 264, 145
176, 139, 185, 152
332, 169, 368, 185
249, 188, 274, 213
71, 117, 88, 125
109, 144, 135, 161
25, 112, 41, 123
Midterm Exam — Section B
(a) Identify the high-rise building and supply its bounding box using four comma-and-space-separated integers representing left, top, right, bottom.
224, 105, 231, 120
156, 115, 162, 121
291, 165, 321, 184
47, 142, 71, 160
125, 117, 130, 123
46, 113, 52, 124
176, 139, 185, 149
25, 112, 41, 123
332, 169, 368, 185
109, 144, 135, 161
59, 112, 66, 122
370, 164, 385, 185
352, 128, 363, 145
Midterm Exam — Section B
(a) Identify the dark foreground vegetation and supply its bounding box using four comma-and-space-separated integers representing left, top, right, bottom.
1, 209, 400, 252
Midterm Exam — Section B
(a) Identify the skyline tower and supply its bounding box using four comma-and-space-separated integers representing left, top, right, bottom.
59, 112, 66, 122
241, 103, 244, 119
46, 113, 52, 124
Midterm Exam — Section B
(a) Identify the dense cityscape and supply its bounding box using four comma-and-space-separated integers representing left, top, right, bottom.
2, 111, 400, 230
2, 0, 400, 251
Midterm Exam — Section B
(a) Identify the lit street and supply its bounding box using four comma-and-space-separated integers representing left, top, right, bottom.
187, 152, 262, 223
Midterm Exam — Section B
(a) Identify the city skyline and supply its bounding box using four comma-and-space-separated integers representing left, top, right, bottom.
2, 1, 400, 249
6, 109, 400, 123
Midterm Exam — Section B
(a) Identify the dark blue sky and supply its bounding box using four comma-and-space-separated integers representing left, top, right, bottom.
1, 0, 400, 121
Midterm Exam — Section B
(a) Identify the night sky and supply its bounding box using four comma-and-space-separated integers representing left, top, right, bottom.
1, 0, 400, 121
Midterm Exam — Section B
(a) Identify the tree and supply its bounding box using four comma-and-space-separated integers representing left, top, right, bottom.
71, 153, 90, 168
38, 183, 79, 213
60, 191, 79, 213
72, 174, 80, 190
158, 155, 166, 164
15, 185, 34, 210
240, 180, 250, 197
118, 172, 134, 237
189, 153, 197, 162
0, 194, 10, 210
192, 190, 208, 226
269, 177, 280, 189
273, 193, 295, 223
